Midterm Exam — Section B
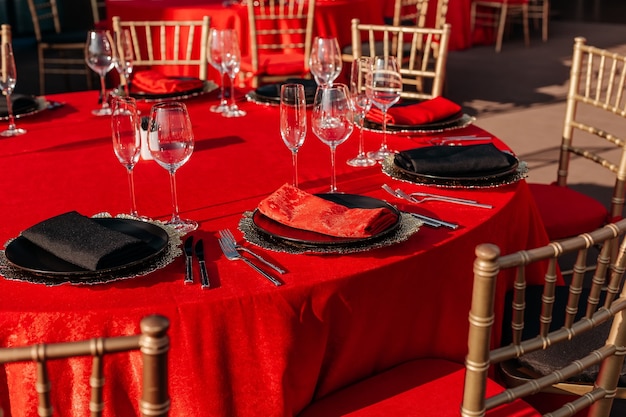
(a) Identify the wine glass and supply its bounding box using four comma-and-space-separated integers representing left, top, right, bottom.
148, 102, 198, 233
311, 84, 354, 193
366, 56, 402, 161
280, 83, 307, 187
221, 29, 246, 118
309, 37, 342, 87
0, 42, 25, 137
85, 30, 115, 116
111, 96, 142, 217
208, 28, 229, 113
113, 28, 134, 96
347, 57, 375, 167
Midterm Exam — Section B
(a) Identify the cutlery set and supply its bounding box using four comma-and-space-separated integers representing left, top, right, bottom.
185, 229, 285, 288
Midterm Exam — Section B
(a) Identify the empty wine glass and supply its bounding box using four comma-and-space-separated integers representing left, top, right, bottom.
113, 28, 134, 96
208, 28, 229, 113
347, 57, 375, 167
221, 29, 246, 118
111, 96, 142, 217
0, 42, 25, 137
148, 102, 198, 233
312, 84, 354, 193
309, 37, 342, 86
85, 30, 115, 116
366, 56, 402, 161
280, 83, 307, 187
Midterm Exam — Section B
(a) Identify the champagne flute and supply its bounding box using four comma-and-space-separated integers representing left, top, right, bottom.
111, 96, 142, 217
221, 29, 246, 118
312, 84, 354, 193
280, 83, 307, 187
366, 56, 402, 161
114, 28, 134, 96
85, 30, 115, 116
0, 42, 25, 137
347, 57, 375, 167
309, 37, 342, 87
148, 102, 198, 233
208, 28, 229, 113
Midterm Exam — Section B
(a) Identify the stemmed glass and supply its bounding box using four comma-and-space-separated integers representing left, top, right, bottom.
309, 37, 342, 87
113, 28, 134, 96
0, 42, 26, 137
347, 57, 375, 167
280, 83, 307, 187
366, 56, 402, 161
312, 84, 354, 193
221, 29, 246, 118
85, 30, 115, 116
111, 96, 142, 217
208, 28, 229, 113
148, 102, 198, 233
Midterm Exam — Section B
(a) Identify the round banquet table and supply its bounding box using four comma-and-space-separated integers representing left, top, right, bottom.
0, 89, 550, 417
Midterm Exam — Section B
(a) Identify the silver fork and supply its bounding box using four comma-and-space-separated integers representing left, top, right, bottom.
218, 237, 283, 286
395, 188, 493, 209
219, 229, 286, 274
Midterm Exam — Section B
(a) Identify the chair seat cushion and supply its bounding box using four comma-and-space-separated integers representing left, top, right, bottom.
528, 183, 610, 240
241, 51, 307, 76
297, 358, 540, 417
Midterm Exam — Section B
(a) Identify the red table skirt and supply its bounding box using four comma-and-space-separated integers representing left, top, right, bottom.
0, 90, 550, 416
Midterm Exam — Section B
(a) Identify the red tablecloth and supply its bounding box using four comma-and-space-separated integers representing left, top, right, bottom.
0, 89, 549, 417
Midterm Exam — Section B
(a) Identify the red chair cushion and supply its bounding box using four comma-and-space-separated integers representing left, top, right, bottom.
297, 358, 541, 417
241, 51, 307, 76
528, 183, 610, 240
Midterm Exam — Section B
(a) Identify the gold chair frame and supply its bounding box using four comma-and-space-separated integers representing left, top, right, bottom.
470, 0, 530, 53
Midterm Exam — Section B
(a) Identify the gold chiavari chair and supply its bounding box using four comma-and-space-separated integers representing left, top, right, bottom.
298, 219, 626, 417
470, 0, 530, 53
0, 314, 170, 417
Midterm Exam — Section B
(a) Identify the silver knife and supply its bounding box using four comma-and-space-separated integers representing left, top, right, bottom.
195, 239, 210, 289
184, 235, 194, 284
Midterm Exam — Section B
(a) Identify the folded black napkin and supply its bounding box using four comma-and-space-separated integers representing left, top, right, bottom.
0, 94, 39, 117
394, 143, 515, 176
21, 211, 153, 271
255, 78, 317, 102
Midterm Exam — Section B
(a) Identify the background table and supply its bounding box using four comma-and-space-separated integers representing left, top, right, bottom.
0, 89, 549, 417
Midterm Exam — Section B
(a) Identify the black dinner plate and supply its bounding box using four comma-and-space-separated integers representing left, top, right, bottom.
0, 95, 47, 120
246, 79, 317, 106
115, 79, 217, 102
251, 193, 400, 246
4, 218, 169, 277
363, 112, 475, 134
393, 151, 520, 182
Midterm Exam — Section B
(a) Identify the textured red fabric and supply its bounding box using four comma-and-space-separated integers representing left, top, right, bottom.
257, 184, 398, 238
298, 358, 541, 416
367, 97, 462, 125
240, 50, 307, 77
0, 92, 557, 417
131, 70, 205, 94
528, 183, 610, 240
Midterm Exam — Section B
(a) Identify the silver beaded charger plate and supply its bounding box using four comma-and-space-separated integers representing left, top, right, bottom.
0, 213, 182, 286
239, 211, 422, 255
0, 96, 49, 121
381, 154, 528, 189
362, 113, 475, 135
112, 80, 218, 103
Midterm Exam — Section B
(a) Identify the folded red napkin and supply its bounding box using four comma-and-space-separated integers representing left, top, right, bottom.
257, 184, 398, 238
131, 70, 205, 94
367, 96, 462, 125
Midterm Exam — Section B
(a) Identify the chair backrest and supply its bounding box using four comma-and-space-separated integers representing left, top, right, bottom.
0, 314, 170, 417
462, 219, 626, 417
245, 0, 315, 86
350, 19, 451, 100
111, 16, 211, 80
391, 0, 449, 29
26, 0, 63, 41
557, 37, 626, 221
90, 0, 106, 26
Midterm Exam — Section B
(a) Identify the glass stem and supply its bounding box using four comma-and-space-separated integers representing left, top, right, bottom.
127, 167, 138, 217
381, 110, 389, 152
5, 94, 15, 131
358, 113, 366, 157
99, 74, 108, 109
229, 75, 236, 108
168, 170, 182, 222
220, 72, 227, 106
292, 150, 298, 188
330, 146, 337, 193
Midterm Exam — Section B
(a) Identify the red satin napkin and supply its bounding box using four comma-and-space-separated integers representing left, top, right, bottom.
131, 70, 205, 94
367, 96, 462, 125
257, 184, 398, 238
